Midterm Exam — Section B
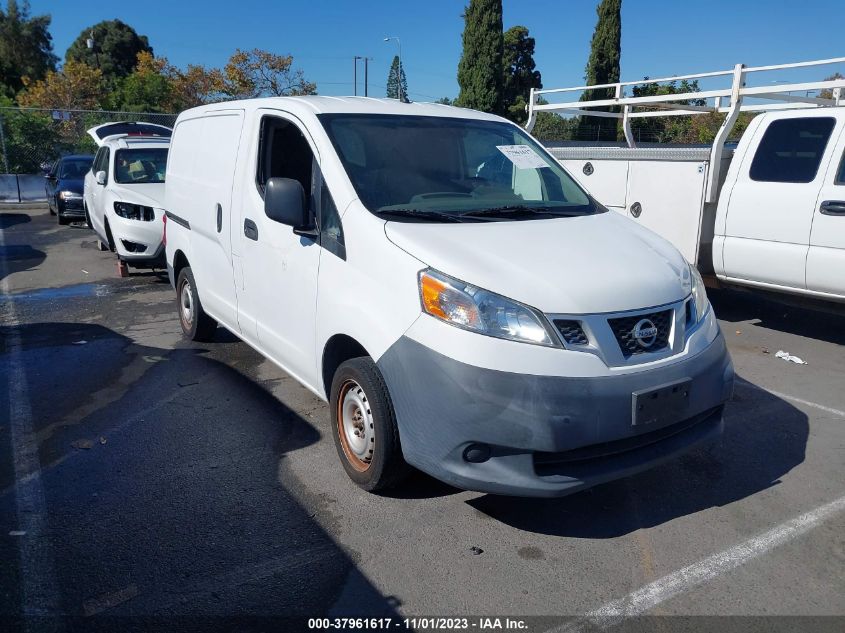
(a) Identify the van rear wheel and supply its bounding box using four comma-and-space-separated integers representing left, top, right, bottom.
330, 357, 409, 492
176, 266, 217, 342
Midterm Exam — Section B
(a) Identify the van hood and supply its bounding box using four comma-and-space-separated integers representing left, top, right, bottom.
384, 211, 690, 314
111, 183, 166, 208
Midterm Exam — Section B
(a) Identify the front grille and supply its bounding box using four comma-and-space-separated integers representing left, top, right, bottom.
608, 309, 673, 358
63, 198, 83, 210
554, 319, 589, 346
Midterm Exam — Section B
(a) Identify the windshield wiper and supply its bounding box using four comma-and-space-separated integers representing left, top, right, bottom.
377, 209, 466, 223
459, 205, 585, 220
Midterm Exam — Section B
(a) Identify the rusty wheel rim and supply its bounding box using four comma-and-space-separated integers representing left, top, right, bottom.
337, 379, 374, 472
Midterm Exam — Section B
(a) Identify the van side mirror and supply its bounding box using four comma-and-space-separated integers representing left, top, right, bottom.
264, 177, 317, 237
95, 170, 106, 185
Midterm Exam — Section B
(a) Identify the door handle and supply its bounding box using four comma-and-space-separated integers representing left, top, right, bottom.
216, 203, 223, 232
244, 218, 258, 241
820, 200, 845, 216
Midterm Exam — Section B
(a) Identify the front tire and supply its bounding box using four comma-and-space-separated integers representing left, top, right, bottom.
176, 266, 217, 341
330, 357, 409, 492
57, 211, 69, 226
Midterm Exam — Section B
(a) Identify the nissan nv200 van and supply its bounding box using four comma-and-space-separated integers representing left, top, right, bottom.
164, 98, 734, 497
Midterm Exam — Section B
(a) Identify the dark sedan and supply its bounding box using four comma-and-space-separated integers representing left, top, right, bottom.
46, 154, 95, 225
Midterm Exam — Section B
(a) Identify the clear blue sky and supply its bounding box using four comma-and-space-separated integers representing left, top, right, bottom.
29, 0, 845, 102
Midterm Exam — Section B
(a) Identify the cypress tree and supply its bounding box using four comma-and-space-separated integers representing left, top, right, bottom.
385, 55, 408, 102
582, 0, 621, 140
455, 0, 503, 114
502, 25, 542, 124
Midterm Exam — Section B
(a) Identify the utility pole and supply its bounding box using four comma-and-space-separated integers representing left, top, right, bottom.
353, 56, 372, 96
353, 56, 362, 95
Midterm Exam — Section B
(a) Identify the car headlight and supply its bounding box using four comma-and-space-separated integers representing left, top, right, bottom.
58, 190, 82, 200
114, 202, 155, 221
688, 264, 710, 324
419, 269, 560, 347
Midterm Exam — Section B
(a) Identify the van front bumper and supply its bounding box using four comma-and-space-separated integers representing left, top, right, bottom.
377, 331, 733, 497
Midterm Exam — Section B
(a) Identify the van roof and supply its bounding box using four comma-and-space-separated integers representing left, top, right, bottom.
178, 96, 508, 123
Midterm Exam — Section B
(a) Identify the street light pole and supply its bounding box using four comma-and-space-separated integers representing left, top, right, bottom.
383, 36, 402, 102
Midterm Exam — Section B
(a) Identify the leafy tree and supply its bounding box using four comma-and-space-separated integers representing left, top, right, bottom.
223, 49, 316, 99
66, 20, 152, 81
581, 0, 621, 140
0, 0, 57, 98
502, 26, 541, 124
627, 79, 701, 143
386, 55, 408, 102
455, 0, 503, 114
17, 59, 105, 110
820, 73, 844, 100
117, 51, 173, 112
168, 64, 226, 109
435, 97, 453, 105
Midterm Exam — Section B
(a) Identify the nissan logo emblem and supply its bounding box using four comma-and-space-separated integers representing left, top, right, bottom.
632, 318, 658, 348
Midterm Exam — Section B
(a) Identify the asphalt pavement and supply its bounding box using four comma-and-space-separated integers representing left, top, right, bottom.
1, 205, 843, 632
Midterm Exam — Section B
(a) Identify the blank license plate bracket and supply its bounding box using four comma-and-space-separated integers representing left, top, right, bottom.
632, 378, 692, 427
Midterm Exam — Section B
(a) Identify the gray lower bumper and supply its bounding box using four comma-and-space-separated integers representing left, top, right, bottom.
377, 333, 734, 497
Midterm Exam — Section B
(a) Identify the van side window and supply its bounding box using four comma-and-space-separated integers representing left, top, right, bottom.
317, 176, 345, 260
256, 116, 313, 203
92, 147, 110, 183
749, 117, 835, 183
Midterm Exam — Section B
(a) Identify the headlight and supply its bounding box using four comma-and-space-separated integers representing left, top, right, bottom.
419, 269, 560, 347
114, 202, 155, 221
688, 264, 710, 324
58, 190, 82, 200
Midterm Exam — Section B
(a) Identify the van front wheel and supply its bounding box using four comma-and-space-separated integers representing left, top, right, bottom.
330, 357, 409, 492
176, 266, 217, 342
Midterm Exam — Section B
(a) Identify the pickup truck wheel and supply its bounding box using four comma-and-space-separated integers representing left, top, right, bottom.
330, 357, 409, 492
176, 266, 217, 342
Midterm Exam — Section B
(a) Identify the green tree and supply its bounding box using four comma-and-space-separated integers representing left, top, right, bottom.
628, 78, 703, 143
0, 0, 57, 98
502, 26, 541, 124
66, 20, 152, 81
435, 97, 453, 105
455, 0, 503, 114
386, 55, 408, 102
117, 51, 173, 112
581, 0, 621, 140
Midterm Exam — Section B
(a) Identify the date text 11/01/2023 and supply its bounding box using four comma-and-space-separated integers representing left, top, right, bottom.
307, 617, 529, 630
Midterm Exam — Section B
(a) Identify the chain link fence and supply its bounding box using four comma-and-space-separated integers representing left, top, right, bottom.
0, 107, 177, 175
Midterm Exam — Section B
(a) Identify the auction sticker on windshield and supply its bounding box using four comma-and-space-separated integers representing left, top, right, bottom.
496, 145, 549, 169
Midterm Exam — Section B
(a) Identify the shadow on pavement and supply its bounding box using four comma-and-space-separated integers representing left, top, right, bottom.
467, 374, 808, 537
0, 244, 46, 283
0, 322, 401, 630
709, 288, 845, 345
0, 213, 32, 230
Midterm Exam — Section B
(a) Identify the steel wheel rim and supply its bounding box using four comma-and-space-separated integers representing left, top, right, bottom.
337, 379, 374, 472
180, 280, 193, 328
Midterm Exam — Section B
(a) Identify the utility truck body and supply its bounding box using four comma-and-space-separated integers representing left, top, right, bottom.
530, 57, 845, 303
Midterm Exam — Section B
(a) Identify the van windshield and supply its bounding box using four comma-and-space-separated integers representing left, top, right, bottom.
114, 148, 168, 184
318, 114, 600, 222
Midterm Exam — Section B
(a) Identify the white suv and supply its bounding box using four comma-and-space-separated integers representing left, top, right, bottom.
83, 122, 172, 270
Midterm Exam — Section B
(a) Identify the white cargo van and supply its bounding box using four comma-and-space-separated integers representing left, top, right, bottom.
528, 57, 845, 303
164, 97, 733, 497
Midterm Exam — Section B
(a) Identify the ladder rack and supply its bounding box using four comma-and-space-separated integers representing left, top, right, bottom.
527, 57, 845, 202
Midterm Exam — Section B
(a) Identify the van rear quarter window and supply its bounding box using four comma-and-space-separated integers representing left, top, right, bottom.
749, 117, 835, 183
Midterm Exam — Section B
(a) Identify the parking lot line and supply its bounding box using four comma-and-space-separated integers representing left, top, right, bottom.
555, 493, 845, 632
737, 377, 845, 418
1, 232, 62, 621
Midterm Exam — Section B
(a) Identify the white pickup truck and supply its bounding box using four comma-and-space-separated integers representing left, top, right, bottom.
528, 57, 845, 304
